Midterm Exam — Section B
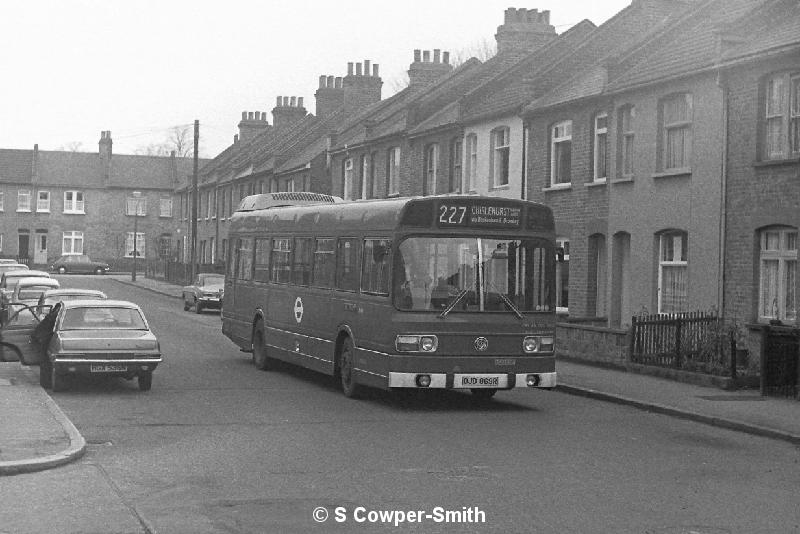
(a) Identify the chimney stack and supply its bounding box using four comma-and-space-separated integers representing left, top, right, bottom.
495, 8, 556, 53
407, 48, 453, 87
98, 130, 113, 181
315, 74, 345, 120
343, 59, 382, 112
237, 111, 271, 142
272, 95, 308, 130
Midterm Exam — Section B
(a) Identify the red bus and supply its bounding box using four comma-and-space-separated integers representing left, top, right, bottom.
222, 192, 557, 400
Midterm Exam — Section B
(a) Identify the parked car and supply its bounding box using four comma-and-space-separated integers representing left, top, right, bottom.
0, 269, 51, 315
27, 300, 162, 392
0, 263, 29, 277
0, 277, 60, 324
0, 259, 22, 264
36, 288, 108, 315
51, 254, 111, 275
182, 273, 224, 313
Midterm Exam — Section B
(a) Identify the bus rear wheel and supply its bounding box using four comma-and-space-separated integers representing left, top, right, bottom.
339, 337, 361, 398
252, 328, 273, 371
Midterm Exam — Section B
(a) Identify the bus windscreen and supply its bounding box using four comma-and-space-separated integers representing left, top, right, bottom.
394, 236, 552, 313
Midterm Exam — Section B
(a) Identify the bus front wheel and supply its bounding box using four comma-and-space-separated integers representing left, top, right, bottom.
339, 337, 361, 399
252, 327, 273, 371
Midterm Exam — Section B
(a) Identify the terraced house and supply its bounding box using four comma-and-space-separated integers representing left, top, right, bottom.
0, 132, 202, 269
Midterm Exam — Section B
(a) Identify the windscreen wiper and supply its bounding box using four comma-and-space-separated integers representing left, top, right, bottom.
438, 288, 469, 318
485, 280, 525, 320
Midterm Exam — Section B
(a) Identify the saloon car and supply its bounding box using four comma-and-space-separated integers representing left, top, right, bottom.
0, 276, 60, 324
0, 263, 28, 277
51, 254, 111, 275
37, 288, 108, 313
31, 300, 162, 392
0, 270, 51, 316
182, 273, 224, 313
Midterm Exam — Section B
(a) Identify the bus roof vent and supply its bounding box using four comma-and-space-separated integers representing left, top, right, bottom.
237, 192, 344, 212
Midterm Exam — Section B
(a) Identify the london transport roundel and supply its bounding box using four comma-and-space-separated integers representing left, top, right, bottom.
294, 297, 304, 324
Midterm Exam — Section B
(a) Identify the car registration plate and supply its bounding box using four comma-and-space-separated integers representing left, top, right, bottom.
90, 364, 127, 373
455, 374, 507, 388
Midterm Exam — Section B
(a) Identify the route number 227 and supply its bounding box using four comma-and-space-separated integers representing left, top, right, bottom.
439, 205, 467, 225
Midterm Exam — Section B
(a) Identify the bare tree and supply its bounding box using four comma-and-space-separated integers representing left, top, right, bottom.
136, 125, 195, 157
58, 141, 84, 152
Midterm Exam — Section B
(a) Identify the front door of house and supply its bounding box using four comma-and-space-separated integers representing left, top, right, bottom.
34, 233, 48, 264
17, 234, 30, 261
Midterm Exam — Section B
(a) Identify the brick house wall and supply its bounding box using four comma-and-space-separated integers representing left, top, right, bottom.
722, 53, 800, 330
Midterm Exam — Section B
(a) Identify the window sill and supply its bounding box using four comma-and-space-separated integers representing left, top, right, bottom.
386, 193, 401, 198
585, 180, 607, 189
16, 209, 32, 213
612, 177, 635, 184
542, 184, 572, 192
36, 210, 51, 213
652, 168, 691, 179
63, 211, 85, 215
753, 156, 800, 168
490, 184, 510, 191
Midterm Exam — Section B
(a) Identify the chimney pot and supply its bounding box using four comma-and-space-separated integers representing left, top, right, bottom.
356, 62, 362, 76
335, 76, 342, 88
290, 96, 296, 106
248, 111, 254, 120
443, 51, 450, 64
319, 75, 326, 88
414, 49, 421, 62
298, 97, 304, 108
242, 111, 247, 120
276, 96, 282, 106
373, 64, 379, 77
283, 96, 290, 106
423, 50, 430, 62
327, 75, 335, 88
364, 59, 371, 75
347, 62, 354, 75
433, 49, 440, 63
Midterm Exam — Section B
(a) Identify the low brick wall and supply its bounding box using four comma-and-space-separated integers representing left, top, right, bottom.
556, 322, 630, 368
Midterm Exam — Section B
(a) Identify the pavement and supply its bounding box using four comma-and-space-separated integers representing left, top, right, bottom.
1, 274, 798, 476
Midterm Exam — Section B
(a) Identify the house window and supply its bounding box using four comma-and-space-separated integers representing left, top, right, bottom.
125, 232, 146, 258
464, 134, 477, 192
368, 153, 377, 199
63, 191, 85, 214
343, 158, 354, 200
360, 155, 369, 199
270, 178, 278, 193
593, 113, 608, 182
35, 191, 50, 212
286, 178, 296, 193
762, 72, 800, 160
125, 196, 146, 216
450, 138, 462, 193
556, 238, 569, 313
660, 93, 693, 171
759, 227, 797, 323
17, 190, 31, 212
490, 127, 510, 187
62, 231, 84, 255
424, 143, 439, 196
658, 231, 688, 314
619, 105, 635, 178
550, 121, 572, 186
158, 235, 172, 259
160, 198, 173, 218
387, 147, 400, 196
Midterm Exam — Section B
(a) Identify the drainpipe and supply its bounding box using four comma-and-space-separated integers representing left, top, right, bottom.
521, 122, 529, 200
716, 69, 728, 317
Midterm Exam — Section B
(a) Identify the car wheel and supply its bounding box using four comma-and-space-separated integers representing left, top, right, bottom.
194, 299, 203, 314
339, 337, 361, 399
39, 359, 52, 389
138, 371, 153, 391
94, 267, 104, 275
183, 296, 190, 312
51, 366, 65, 392
470, 388, 497, 401
57, 266, 67, 275
252, 327, 273, 371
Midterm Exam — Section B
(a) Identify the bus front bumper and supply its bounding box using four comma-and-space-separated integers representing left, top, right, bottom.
388, 371, 556, 389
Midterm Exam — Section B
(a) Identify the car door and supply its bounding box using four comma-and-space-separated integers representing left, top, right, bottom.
0, 303, 49, 364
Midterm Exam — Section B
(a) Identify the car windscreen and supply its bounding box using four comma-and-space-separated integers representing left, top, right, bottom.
18, 286, 54, 300
200, 275, 224, 286
60, 307, 147, 330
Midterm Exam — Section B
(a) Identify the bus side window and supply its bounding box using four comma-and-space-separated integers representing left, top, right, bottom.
271, 238, 292, 284
253, 238, 270, 282
336, 238, 360, 292
313, 238, 336, 288
293, 238, 313, 286
362, 239, 390, 295
237, 238, 254, 281
229, 238, 241, 280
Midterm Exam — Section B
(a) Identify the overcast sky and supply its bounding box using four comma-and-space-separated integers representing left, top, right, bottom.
1, 0, 630, 159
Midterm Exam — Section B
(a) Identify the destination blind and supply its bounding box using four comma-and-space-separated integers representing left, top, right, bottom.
437, 201, 522, 228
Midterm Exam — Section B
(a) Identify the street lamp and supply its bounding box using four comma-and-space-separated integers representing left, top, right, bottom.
131, 191, 142, 281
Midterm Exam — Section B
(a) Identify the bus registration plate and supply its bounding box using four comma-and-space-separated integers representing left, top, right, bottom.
455, 374, 507, 388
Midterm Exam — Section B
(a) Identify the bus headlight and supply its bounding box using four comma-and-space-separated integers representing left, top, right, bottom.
523, 336, 555, 353
395, 335, 438, 353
